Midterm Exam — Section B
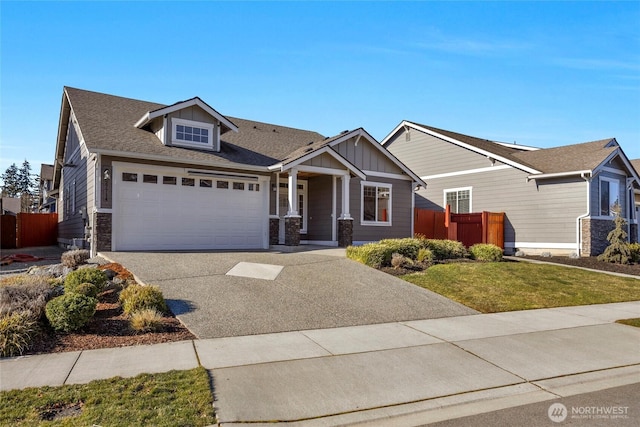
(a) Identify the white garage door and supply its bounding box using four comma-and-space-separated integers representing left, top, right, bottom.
113, 165, 265, 250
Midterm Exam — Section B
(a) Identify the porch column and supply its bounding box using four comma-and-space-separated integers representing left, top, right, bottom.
338, 173, 353, 247
285, 168, 301, 246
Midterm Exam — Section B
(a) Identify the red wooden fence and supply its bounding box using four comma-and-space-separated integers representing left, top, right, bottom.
1, 215, 17, 249
415, 208, 504, 249
1, 213, 58, 249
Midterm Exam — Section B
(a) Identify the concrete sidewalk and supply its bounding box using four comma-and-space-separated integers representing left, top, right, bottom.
1, 301, 639, 426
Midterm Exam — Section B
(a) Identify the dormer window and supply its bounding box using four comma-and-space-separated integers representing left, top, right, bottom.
172, 118, 214, 150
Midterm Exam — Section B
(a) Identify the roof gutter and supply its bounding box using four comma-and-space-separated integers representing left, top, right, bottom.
527, 170, 592, 181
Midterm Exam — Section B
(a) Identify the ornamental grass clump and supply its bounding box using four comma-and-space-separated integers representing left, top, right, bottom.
61, 249, 90, 268
0, 278, 56, 319
0, 312, 38, 357
65, 268, 108, 291
129, 308, 165, 333
469, 243, 503, 262
119, 284, 168, 316
417, 248, 434, 263
45, 293, 97, 332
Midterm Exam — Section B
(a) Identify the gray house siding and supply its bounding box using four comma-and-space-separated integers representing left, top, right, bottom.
351, 177, 413, 242
58, 122, 89, 245
387, 128, 590, 254
385, 130, 496, 177
334, 138, 406, 175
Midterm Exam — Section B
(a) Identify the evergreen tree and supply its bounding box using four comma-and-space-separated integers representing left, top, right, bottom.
1, 163, 21, 197
597, 205, 631, 264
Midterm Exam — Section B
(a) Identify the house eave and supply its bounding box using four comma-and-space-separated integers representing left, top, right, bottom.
92, 148, 271, 173
136, 98, 239, 134
527, 170, 593, 181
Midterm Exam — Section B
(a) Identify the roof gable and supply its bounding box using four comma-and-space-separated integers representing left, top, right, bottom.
135, 97, 238, 134
57, 87, 325, 170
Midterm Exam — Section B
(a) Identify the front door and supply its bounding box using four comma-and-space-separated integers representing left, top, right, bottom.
278, 180, 307, 243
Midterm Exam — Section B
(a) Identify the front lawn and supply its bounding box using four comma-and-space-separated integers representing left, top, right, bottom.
0, 368, 215, 426
402, 262, 640, 313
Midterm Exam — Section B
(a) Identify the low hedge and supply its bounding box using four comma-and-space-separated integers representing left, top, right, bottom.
469, 243, 503, 262
347, 238, 423, 268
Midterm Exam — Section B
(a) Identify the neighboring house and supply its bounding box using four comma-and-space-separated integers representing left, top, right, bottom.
1, 197, 21, 215
39, 163, 56, 213
52, 87, 423, 254
382, 121, 640, 256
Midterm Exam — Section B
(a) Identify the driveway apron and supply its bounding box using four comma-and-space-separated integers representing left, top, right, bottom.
102, 250, 477, 338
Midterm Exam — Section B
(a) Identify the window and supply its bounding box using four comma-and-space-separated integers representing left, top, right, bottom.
143, 174, 157, 184
217, 180, 229, 189
163, 176, 177, 185
600, 178, 620, 216
172, 118, 214, 149
182, 178, 195, 187
361, 182, 392, 225
200, 179, 212, 188
248, 183, 260, 191
444, 188, 471, 213
233, 182, 244, 190
122, 172, 137, 182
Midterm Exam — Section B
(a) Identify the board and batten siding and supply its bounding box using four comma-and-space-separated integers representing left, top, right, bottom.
334, 136, 406, 175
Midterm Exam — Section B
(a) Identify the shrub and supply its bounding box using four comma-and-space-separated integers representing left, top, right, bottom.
65, 282, 99, 298
65, 268, 108, 291
0, 312, 38, 357
469, 243, 503, 262
422, 239, 468, 260
598, 214, 631, 264
119, 284, 168, 316
629, 243, 640, 263
45, 293, 97, 332
417, 248, 434, 263
129, 308, 164, 333
0, 278, 56, 319
61, 249, 90, 268
347, 238, 423, 268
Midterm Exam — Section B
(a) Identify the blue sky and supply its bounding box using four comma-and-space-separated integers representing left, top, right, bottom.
1, 1, 639, 177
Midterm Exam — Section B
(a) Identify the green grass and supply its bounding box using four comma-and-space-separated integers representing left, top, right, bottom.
616, 318, 640, 328
402, 262, 640, 313
0, 368, 215, 427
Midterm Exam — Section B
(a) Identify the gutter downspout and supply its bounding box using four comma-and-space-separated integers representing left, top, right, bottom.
576, 172, 591, 257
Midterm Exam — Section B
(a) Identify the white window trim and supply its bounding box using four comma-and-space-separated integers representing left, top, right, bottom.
171, 117, 215, 150
599, 177, 621, 217
360, 181, 392, 226
443, 186, 472, 213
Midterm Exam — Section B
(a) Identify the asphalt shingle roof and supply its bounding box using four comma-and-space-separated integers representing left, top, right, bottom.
411, 121, 619, 175
64, 87, 325, 168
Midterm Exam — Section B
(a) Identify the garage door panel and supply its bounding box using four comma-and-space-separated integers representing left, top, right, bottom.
114, 167, 264, 250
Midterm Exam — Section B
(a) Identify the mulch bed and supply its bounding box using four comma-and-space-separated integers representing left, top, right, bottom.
22, 262, 196, 356
523, 256, 640, 276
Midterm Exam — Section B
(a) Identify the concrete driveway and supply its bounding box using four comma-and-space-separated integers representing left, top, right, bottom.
102, 248, 477, 339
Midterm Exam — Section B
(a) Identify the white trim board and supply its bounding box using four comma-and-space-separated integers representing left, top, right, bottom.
421, 165, 511, 181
